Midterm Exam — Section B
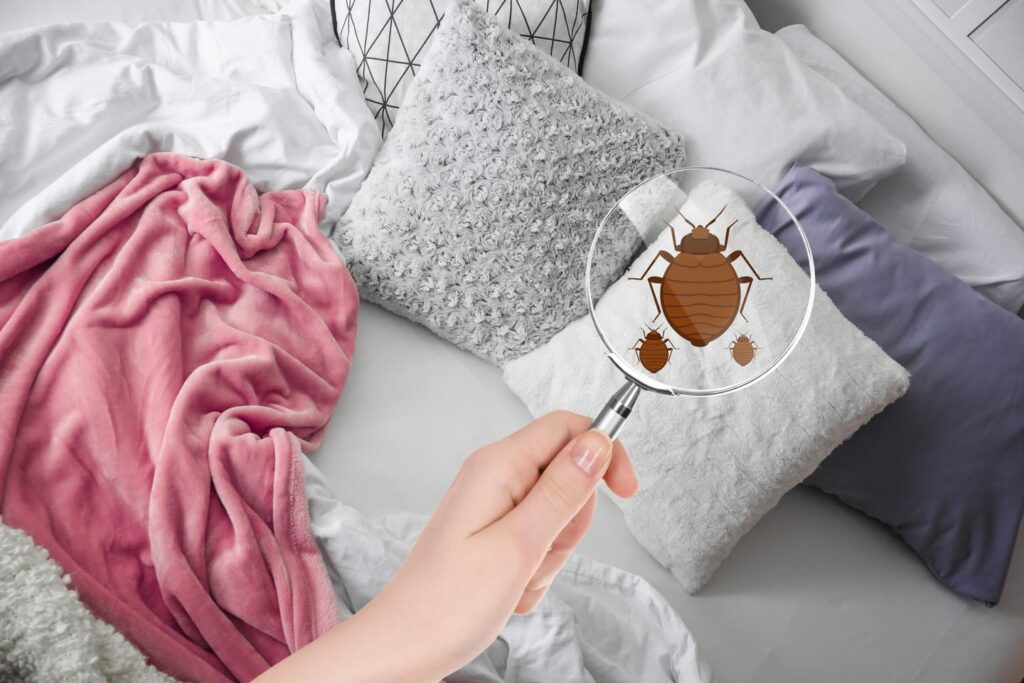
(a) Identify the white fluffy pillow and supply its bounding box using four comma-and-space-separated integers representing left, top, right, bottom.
777, 24, 1024, 315
503, 181, 909, 593
581, 0, 906, 203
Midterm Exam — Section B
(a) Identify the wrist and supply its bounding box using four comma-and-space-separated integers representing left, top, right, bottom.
328, 587, 452, 683
254, 589, 446, 683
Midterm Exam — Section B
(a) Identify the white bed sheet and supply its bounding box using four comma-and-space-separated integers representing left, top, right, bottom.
4, 1, 1023, 680
0, 0, 263, 32
0, 0, 380, 241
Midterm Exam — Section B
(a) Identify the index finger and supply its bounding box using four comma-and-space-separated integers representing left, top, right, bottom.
434, 411, 636, 538
495, 410, 638, 498
504, 410, 592, 469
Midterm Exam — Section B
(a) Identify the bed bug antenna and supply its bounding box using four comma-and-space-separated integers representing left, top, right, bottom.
676, 208, 697, 230
664, 219, 680, 248
704, 205, 727, 229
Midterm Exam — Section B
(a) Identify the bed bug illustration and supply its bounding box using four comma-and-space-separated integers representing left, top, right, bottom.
629, 205, 772, 347
631, 326, 677, 373
728, 333, 758, 367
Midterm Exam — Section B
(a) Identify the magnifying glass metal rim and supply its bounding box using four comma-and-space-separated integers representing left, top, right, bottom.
584, 166, 817, 401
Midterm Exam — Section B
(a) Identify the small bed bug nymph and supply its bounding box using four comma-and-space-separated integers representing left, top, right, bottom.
728, 333, 758, 366
632, 326, 677, 373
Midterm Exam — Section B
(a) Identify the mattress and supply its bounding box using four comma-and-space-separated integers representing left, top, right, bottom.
4, 1, 1023, 681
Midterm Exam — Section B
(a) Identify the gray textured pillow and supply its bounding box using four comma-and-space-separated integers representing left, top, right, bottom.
331, 0, 687, 364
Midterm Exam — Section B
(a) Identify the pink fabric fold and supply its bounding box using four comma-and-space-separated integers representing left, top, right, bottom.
0, 154, 356, 682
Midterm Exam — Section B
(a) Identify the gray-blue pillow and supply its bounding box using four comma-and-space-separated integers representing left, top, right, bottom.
756, 165, 1024, 606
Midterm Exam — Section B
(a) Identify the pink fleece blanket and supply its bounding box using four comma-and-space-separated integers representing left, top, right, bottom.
0, 154, 357, 682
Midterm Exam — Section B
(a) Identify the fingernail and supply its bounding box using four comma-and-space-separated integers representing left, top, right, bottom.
571, 430, 612, 476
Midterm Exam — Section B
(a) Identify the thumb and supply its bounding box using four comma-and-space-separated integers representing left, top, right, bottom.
497, 429, 613, 556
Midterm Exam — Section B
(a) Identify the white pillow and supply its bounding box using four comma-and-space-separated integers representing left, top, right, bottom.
503, 181, 909, 593
581, 0, 906, 203
777, 24, 1024, 315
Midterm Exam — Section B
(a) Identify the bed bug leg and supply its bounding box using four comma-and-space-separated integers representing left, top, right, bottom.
737, 276, 755, 321
646, 277, 664, 320
727, 250, 773, 281
663, 221, 681, 250
665, 337, 678, 361
628, 250, 675, 281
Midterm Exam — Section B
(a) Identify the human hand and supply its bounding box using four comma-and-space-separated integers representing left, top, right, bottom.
255, 411, 638, 683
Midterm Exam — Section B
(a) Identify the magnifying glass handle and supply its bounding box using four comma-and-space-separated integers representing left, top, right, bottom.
590, 380, 642, 440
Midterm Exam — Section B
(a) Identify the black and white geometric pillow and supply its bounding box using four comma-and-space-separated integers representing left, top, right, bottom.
331, 0, 591, 136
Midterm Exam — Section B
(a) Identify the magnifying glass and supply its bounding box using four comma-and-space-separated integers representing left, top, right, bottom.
586, 167, 816, 439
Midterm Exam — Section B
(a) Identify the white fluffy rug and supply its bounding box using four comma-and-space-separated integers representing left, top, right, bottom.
0, 519, 174, 683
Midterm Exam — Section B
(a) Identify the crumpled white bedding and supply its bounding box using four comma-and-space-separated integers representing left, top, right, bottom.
0, 0, 381, 240
1, 0, 264, 33
0, 3, 710, 680
305, 458, 710, 682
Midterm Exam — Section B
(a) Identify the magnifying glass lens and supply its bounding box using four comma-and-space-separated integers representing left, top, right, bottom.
585, 168, 815, 436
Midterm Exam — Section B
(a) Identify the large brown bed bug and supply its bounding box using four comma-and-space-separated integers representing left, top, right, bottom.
629, 205, 772, 347
631, 327, 677, 373
728, 333, 758, 367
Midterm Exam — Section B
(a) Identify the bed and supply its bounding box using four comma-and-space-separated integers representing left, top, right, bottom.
3, 1, 1023, 681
